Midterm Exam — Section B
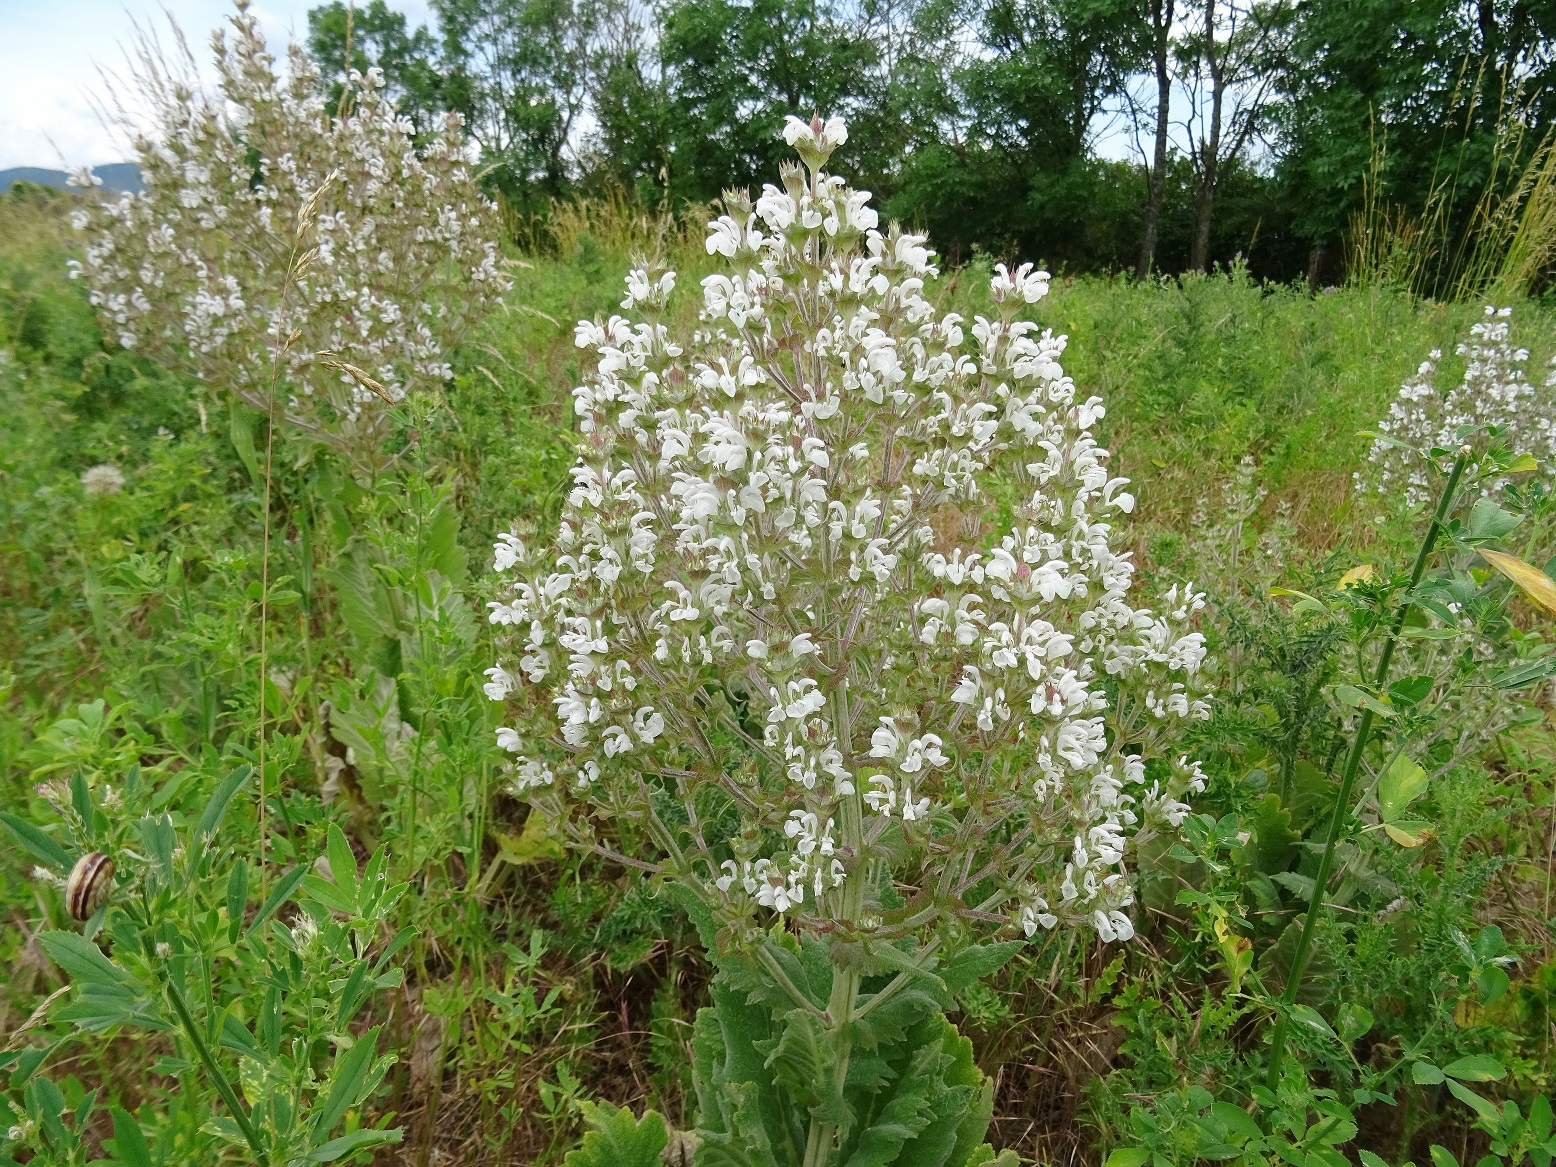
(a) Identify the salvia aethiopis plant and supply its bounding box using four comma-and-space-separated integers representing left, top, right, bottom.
485, 117, 1210, 1167
1361, 305, 1556, 507
69, 0, 506, 469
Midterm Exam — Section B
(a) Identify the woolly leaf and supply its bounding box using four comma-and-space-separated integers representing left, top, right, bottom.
561, 1102, 668, 1167
764, 1009, 850, 1129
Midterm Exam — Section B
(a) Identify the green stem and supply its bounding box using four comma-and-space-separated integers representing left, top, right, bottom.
1264, 451, 1468, 1098
164, 969, 268, 1164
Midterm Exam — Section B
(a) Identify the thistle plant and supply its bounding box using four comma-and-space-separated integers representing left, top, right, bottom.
1361, 306, 1556, 507
69, 0, 506, 469
486, 117, 1209, 1166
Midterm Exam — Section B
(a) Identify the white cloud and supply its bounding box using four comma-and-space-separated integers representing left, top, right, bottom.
0, 0, 435, 170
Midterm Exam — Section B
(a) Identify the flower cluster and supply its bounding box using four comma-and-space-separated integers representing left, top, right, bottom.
69, 0, 506, 467
1361, 306, 1556, 506
487, 117, 1208, 949
80, 464, 126, 496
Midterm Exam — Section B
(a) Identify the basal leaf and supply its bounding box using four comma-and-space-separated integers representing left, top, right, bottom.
561, 1102, 669, 1167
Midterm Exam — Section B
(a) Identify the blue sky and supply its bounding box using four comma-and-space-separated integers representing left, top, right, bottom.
0, 0, 434, 170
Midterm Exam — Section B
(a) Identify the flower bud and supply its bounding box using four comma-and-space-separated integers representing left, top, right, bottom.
65, 851, 115, 921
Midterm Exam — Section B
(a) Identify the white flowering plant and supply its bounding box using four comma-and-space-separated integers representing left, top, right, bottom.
485, 117, 1209, 1166
1361, 306, 1556, 508
69, 0, 507, 470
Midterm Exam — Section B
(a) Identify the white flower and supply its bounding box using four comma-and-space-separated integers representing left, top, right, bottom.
483, 116, 1206, 947
483, 665, 516, 701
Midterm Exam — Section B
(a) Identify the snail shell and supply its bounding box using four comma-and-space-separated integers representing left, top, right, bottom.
66, 852, 115, 921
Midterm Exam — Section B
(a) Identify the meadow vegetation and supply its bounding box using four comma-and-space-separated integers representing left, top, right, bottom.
1, 76, 1556, 1167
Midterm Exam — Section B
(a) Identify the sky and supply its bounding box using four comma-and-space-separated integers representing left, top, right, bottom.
0, 0, 433, 171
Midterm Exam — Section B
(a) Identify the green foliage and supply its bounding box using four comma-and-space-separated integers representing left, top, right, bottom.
561, 1102, 670, 1167
691, 944, 1020, 1167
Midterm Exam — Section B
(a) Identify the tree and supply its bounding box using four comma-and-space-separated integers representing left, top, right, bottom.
1177, 0, 1289, 272
1134, 0, 1175, 277
306, 1, 445, 134
891, 0, 1146, 262
1274, 0, 1556, 285
655, 0, 877, 201
434, 0, 612, 204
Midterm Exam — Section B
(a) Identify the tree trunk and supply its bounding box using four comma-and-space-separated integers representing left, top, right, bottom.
1189, 0, 1225, 272
1136, 0, 1175, 280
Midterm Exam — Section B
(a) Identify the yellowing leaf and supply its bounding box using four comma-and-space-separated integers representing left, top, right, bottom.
495, 809, 564, 865
1378, 753, 1428, 823
1480, 549, 1556, 617
1338, 564, 1376, 589
1384, 821, 1434, 848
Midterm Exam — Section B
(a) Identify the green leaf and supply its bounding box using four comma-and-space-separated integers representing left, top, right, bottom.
1103, 1151, 1152, 1167
0, 812, 74, 871
305, 1127, 404, 1162
1358, 1153, 1390, 1167
228, 399, 261, 485
842, 1033, 941, 1167
38, 932, 132, 987
248, 865, 306, 934
1429, 1149, 1459, 1167
1334, 684, 1395, 718
109, 1107, 152, 1167
1443, 1055, 1505, 1082
218, 1010, 263, 1060
1387, 674, 1435, 706
70, 772, 94, 841
1290, 1004, 1336, 1038
1413, 1061, 1446, 1085
1495, 657, 1556, 689
1478, 966, 1511, 1006
1378, 753, 1428, 824
1337, 1003, 1374, 1043
1270, 871, 1316, 902
225, 859, 248, 939
1271, 587, 1330, 615
195, 765, 251, 845
335, 963, 373, 1029
310, 1026, 381, 1138
1466, 498, 1522, 541
939, 941, 1025, 993
325, 824, 359, 907
1530, 1093, 1553, 1141
1210, 1102, 1262, 1142
764, 1009, 848, 1126
139, 815, 175, 879
561, 1102, 669, 1167
1446, 1079, 1501, 1121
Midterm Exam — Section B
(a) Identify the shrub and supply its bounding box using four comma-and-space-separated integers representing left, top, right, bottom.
69, 0, 506, 469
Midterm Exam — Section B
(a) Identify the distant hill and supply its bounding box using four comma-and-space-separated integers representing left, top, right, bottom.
0, 163, 143, 194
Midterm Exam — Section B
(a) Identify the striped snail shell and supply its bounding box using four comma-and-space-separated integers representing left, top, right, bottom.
65, 852, 115, 921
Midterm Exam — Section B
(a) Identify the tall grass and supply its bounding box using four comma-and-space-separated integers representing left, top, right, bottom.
1348, 67, 1556, 300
